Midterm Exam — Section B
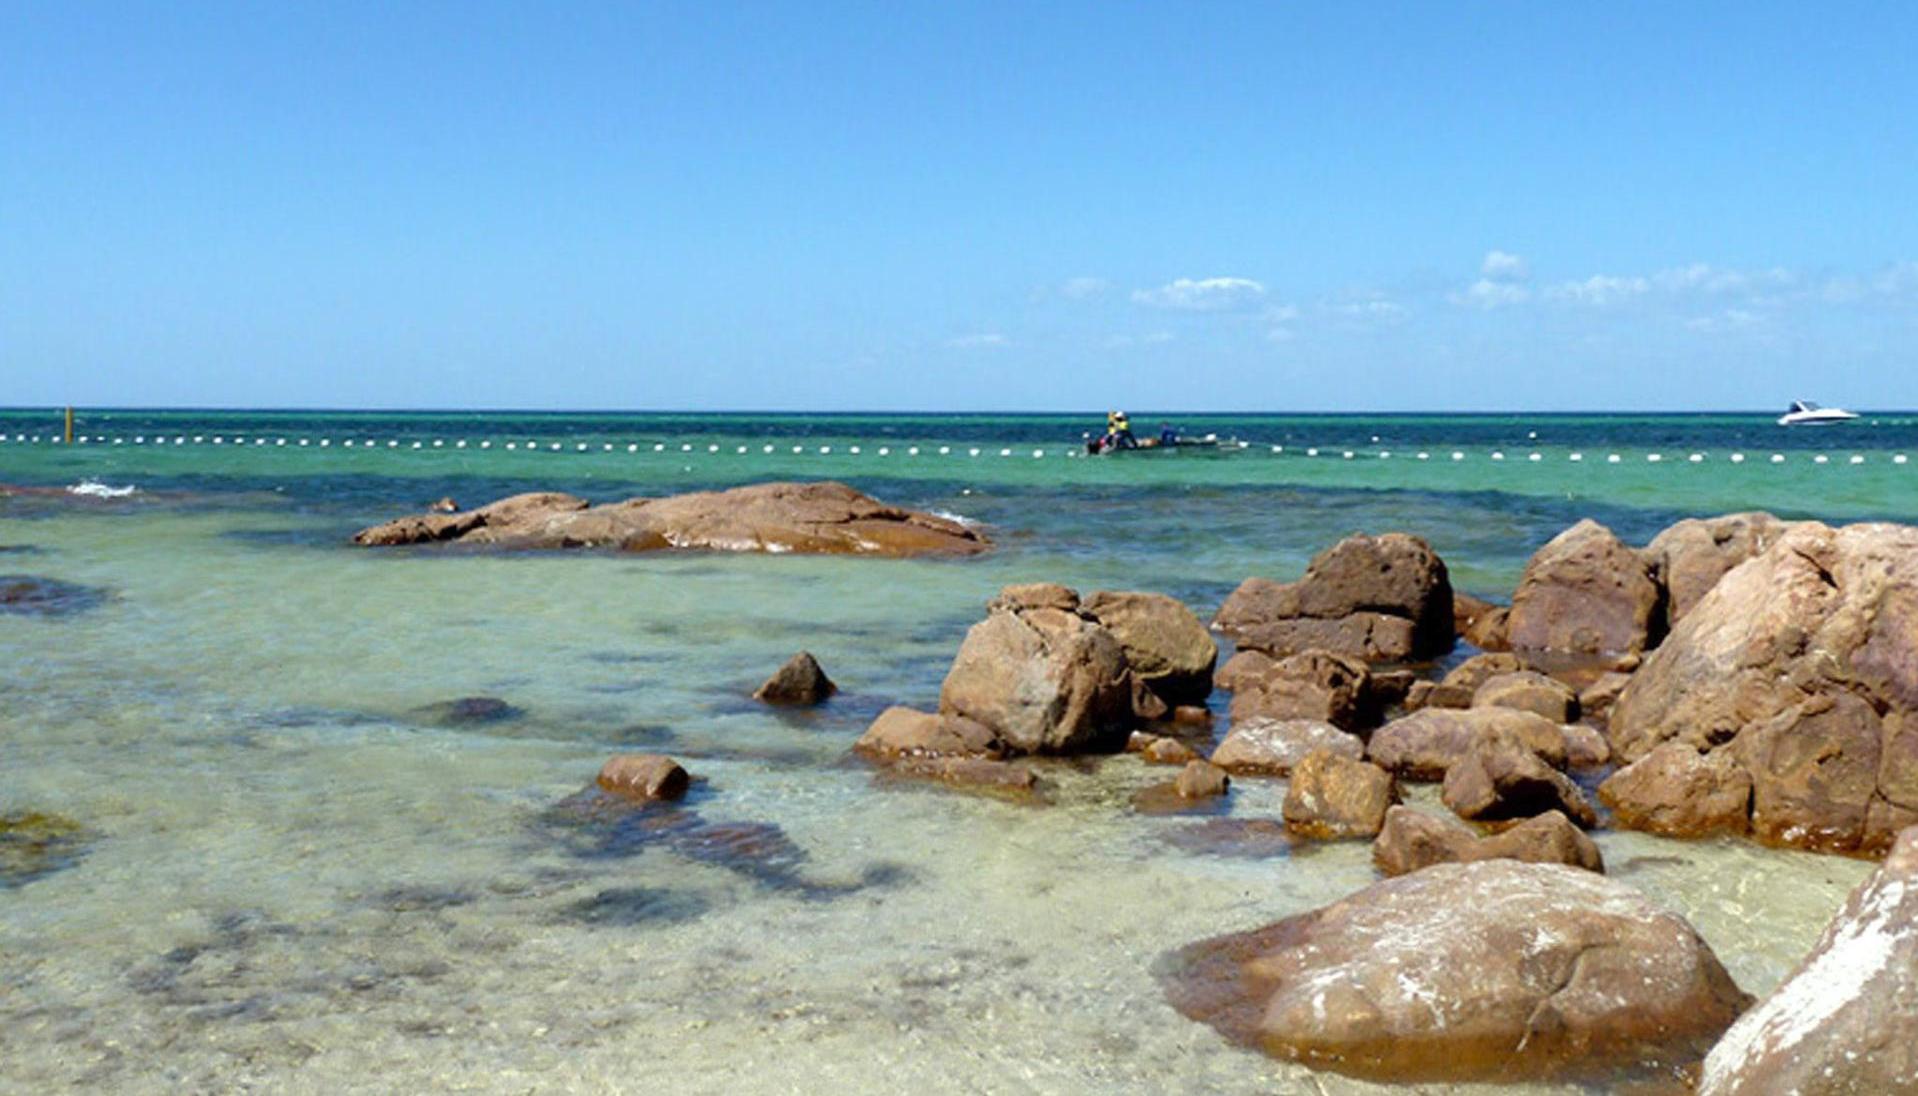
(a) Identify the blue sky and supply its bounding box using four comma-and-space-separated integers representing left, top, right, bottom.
4, 2, 1915, 410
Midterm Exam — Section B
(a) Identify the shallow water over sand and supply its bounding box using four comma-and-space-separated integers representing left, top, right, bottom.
1, 412, 1898, 1092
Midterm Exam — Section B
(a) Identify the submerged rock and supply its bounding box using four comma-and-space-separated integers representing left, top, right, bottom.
409, 696, 524, 727
1506, 519, 1663, 660
0, 575, 109, 618
854, 706, 1004, 760
752, 651, 837, 706
1160, 861, 1749, 1084
353, 481, 991, 558
1174, 761, 1231, 800
1698, 825, 1918, 1094
0, 810, 92, 888
1213, 533, 1455, 662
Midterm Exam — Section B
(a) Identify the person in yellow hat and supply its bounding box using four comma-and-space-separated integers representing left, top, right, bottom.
1104, 410, 1137, 450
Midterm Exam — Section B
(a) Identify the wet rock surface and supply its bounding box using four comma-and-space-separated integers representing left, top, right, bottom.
1080, 590, 1217, 706
752, 651, 837, 706
1440, 728, 1596, 826
353, 480, 992, 558
596, 754, 690, 802
938, 596, 1134, 754
1282, 750, 1397, 838
1698, 825, 1918, 1094
1367, 707, 1568, 779
1208, 718, 1362, 776
1643, 511, 1792, 630
1160, 861, 1750, 1085
0, 575, 109, 618
1225, 649, 1375, 730
1213, 533, 1454, 662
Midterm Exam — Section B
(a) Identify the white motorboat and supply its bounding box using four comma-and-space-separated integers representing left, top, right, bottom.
1777, 400, 1859, 426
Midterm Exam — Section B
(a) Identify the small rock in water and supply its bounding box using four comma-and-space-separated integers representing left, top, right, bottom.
1373, 806, 1602, 876
0, 575, 109, 618
1283, 749, 1398, 838
409, 696, 524, 727
752, 651, 837, 706
1174, 761, 1230, 799
597, 754, 691, 802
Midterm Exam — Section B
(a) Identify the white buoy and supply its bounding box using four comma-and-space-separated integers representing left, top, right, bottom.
1491, 451, 1505, 461
999, 448, 1012, 457
434, 440, 444, 447
299, 439, 309, 446
939, 446, 951, 455
1342, 450, 1354, 460
1270, 445, 1282, 453
505, 442, 516, 450
1379, 451, 1391, 459
1814, 454, 1829, 464
1032, 449, 1044, 458
1730, 453, 1744, 463
1850, 455, 1865, 464
412, 442, 422, 449
1647, 453, 1663, 462
1607, 454, 1621, 463
1417, 451, 1429, 460
320, 439, 331, 447
628, 443, 638, 452
1688, 453, 1704, 463
907, 447, 919, 456
1896, 454, 1909, 464
792, 445, 802, 454
877, 447, 889, 456
1451, 451, 1464, 461
764, 444, 775, 453
849, 446, 861, 454
656, 443, 667, 452
819, 445, 831, 454
1528, 452, 1541, 462
736, 445, 748, 454
969, 447, 981, 457
707, 444, 718, 452
1771, 453, 1785, 463
1569, 452, 1583, 462
681, 443, 692, 452
1306, 447, 1319, 457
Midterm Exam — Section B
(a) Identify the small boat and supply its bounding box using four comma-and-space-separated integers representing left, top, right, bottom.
1777, 400, 1860, 426
1085, 432, 1228, 455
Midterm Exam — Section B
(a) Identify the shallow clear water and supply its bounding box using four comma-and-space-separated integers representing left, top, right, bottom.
1, 411, 1897, 1092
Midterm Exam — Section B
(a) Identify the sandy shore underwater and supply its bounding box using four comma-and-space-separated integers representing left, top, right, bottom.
4, 411, 1912, 1092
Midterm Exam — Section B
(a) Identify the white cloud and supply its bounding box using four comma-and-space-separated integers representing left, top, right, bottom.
947, 333, 1009, 349
1132, 276, 1268, 311
1685, 308, 1763, 332
1546, 274, 1651, 306
1453, 279, 1531, 308
1481, 250, 1530, 282
1330, 297, 1408, 323
1059, 276, 1111, 300
1654, 263, 1794, 295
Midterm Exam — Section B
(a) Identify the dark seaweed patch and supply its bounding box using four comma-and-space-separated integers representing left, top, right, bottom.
408, 696, 524, 727
0, 575, 109, 618
558, 886, 711, 927
0, 810, 93, 888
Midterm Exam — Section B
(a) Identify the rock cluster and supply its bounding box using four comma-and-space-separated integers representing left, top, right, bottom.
353, 481, 991, 558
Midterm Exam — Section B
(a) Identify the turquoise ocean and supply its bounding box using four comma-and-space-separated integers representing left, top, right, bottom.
4, 409, 1912, 1093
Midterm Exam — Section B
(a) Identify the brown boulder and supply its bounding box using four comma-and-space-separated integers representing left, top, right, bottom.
938, 605, 1132, 754
988, 582, 1080, 614
596, 754, 690, 801
1373, 806, 1603, 876
1209, 719, 1364, 776
1081, 590, 1217, 705
1367, 707, 1568, 779
854, 706, 1004, 760
1441, 729, 1596, 826
752, 651, 837, 705
353, 481, 991, 558
1213, 534, 1454, 662
1507, 519, 1663, 659
1698, 825, 1918, 1095
1607, 521, 1918, 853
1454, 592, 1512, 652
1213, 649, 1278, 692
1226, 649, 1373, 730
1560, 723, 1611, 768
1442, 651, 1529, 689
1404, 679, 1474, 711
1141, 735, 1203, 766
1643, 512, 1792, 629
1598, 743, 1751, 838
1161, 860, 1750, 1084
1282, 750, 1398, 838
1473, 670, 1578, 722
1577, 671, 1632, 720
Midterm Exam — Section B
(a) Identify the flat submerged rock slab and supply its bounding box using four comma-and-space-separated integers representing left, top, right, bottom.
0, 575, 109, 617
352, 480, 990, 558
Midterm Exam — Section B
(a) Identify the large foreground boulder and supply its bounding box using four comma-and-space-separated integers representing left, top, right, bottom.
1506, 519, 1663, 659
1699, 826, 1918, 1094
1608, 521, 1918, 853
353, 481, 991, 558
1080, 590, 1217, 705
938, 602, 1133, 754
1160, 861, 1750, 1084
1213, 534, 1454, 662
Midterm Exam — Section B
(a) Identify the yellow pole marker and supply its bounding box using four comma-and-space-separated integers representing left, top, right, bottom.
65, 407, 75, 444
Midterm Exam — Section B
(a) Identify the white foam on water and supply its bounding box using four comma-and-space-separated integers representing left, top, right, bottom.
66, 481, 139, 498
